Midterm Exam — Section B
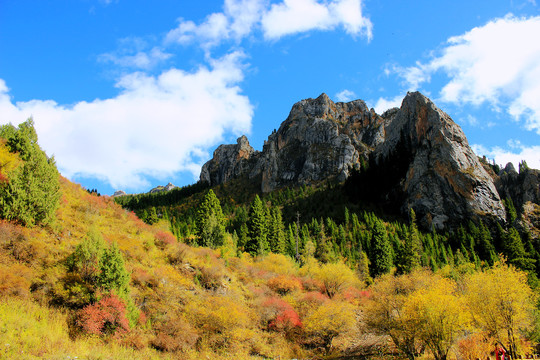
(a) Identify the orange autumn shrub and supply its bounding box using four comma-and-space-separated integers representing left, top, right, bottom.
267, 274, 303, 295
457, 332, 494, 360
0, 263, 32, 297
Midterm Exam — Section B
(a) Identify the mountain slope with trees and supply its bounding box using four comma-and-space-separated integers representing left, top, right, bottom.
1, 112, 539, 359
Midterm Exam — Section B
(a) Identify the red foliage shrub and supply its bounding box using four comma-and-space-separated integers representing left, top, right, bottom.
267, 275, 303, 295
262, 297, 302, 333
77, 294, 130, 336
341, 287, 371, 304
154, 231, 176, 249
0, 171, 7, 183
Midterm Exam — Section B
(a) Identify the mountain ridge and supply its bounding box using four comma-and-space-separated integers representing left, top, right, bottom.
200, 91, 539, 230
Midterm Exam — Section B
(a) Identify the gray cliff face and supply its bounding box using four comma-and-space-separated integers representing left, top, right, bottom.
199, 92, 527, 229
200, 135, 258, 186
257, 93, 385, 192
374, 92, 505, 229
496, 164, 540, 210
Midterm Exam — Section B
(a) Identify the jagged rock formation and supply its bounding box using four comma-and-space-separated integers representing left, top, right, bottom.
149, 182, 177, 194
372, 92, 505, 229
112, 190, 127, 197
200, 135, 258, 186
496, 164, 540, 210
200, 92, 537, 230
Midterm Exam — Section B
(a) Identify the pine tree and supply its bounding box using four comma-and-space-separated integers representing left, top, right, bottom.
370, 219, 393, 277
504, 197, 518, 224
315, 222, 334, 263
147, 207, 159, 224
195, 190, 225, 248
401, 209, 422, 273
246, 195, 269, 256
0, 119, 60, 226
69, 228, 106, 282
503, 226, 535, 271
98, 242, 130, 298
238, 223, 249, 252
477, 221, 497, 265
267, 206, 286, 254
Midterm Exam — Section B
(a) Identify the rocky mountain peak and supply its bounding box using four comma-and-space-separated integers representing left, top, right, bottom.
200, 135, 258, 186
199, 92, 536, 230
373, 91, 505, 229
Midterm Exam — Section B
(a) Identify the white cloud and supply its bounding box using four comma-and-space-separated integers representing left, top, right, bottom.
397, 15, 540, 134
261, 0, 372, 40
166, 0, 372, 48
166, 13, 230, 48
225, 0, 267, 39
100, 47, 172, 70
0, 52, 253, 191
335, 89, 356, 102
372, 94, 403, 114
472, 143, 540, 170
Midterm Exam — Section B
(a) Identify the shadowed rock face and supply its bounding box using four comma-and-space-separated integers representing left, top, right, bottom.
199, 92, 534, 229
373, 92, 505, 229
200, 135, 258, 187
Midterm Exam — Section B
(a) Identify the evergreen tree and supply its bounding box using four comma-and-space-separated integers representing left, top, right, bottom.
146, 207, 159, 225
357, 251, 371, 285
246, 195, 269, 256
401, 209, 422, 273
98, 242, 130, 298
237, 223, 249, 252
0, 119, 60, 226
504, 197, 518, 224
267, 206, 286, 254
195, 190, 226, 248
68, 228, 106, 282
476, 221, 497, 265
286, 223, 297, 258
370, 219, 393, 277
502, 226, 535, 271
315, 222, 334, 263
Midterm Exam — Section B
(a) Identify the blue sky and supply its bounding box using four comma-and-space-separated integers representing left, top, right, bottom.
1, 0, 539, 195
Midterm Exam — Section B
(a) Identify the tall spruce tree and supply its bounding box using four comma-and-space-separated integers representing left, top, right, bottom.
246, 195, 269, 256
400, 209, 422, 273
98, 241, 130, 298
370, 219, 393, 277
267, 206, 286, 254
195, 189, 225, 248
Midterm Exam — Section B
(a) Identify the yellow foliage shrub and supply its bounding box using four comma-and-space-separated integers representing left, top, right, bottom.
256, 253, 298, 276
0, 263, 33, 298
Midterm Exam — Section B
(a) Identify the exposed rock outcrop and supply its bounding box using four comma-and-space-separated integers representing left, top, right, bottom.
496, 164, 540, 211
200, 135, 258, 186
199, 92, 531, 229
149, 182, 177, 194
372, 92, 505, 229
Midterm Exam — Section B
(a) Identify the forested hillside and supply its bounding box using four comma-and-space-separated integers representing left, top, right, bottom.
1, 120, 539, 359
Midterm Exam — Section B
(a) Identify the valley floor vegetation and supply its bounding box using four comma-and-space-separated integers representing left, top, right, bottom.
1, 120, 539, 359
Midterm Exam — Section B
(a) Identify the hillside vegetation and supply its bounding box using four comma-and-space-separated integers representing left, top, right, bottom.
1, 120, 539, 359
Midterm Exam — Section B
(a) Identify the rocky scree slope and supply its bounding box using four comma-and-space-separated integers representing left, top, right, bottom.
200, 92, 538, 230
